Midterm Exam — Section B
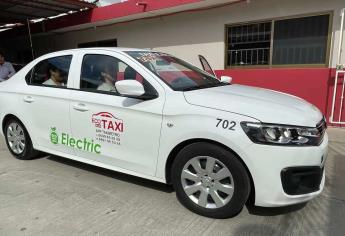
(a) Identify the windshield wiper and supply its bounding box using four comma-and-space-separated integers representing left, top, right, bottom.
181, 82, 228, 91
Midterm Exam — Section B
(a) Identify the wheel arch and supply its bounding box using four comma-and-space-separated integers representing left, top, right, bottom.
2, 114, 21, 134
1, 114, 33, 142
165, 138, 256, 204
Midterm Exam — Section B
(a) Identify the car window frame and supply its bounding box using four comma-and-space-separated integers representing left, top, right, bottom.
25, 54, 74, 89
77, 53, 159, 100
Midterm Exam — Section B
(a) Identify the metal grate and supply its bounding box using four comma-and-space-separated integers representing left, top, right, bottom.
227, 22, 271, 66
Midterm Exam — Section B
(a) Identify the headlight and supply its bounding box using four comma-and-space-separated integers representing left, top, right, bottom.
240, 122, 325, 146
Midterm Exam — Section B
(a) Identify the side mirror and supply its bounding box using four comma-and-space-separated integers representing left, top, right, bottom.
115, 80, 145, 97
220, 76, 232, 84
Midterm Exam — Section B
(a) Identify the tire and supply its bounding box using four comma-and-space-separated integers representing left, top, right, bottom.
4, 118, 39, 160
171, 142, 251, 219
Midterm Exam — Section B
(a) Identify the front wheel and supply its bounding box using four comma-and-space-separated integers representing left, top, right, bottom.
171, 142, 251, 218
4, 118, 39, 160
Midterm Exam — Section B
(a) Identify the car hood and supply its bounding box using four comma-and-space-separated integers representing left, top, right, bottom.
183, 84, 323, 127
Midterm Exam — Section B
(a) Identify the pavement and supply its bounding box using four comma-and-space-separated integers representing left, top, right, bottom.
0, 128, 344, 236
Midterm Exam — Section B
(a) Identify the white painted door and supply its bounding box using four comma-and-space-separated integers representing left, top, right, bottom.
69, 51, 164, 176
20, 54, 75, 154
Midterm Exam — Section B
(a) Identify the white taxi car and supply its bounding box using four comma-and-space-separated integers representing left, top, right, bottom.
0, 48, 327, 218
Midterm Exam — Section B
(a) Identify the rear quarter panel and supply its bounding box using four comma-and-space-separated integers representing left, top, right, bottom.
0, 87, 34, 141
0, 62, 37, 140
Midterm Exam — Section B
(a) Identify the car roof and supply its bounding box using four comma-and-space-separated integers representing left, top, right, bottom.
51, 47, 150, 54
91, 47, 150, 52
38, 47, 153, 60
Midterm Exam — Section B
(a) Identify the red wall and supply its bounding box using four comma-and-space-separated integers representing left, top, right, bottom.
215, 68, 345, 127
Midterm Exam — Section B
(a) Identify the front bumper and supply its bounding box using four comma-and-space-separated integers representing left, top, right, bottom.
243, 132, 328, 207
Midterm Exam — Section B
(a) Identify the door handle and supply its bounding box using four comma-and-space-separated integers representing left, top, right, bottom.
73, 103, 89, 112
23, 96, 34, 103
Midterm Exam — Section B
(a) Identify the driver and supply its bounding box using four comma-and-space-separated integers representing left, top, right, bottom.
97, 63, 117, 92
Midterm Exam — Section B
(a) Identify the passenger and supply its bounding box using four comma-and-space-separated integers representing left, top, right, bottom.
97, 63, 117, 92
43, 64, 66, 86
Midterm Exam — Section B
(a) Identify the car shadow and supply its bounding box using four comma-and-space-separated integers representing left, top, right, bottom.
46, 155, 174, 193
44, 154, 307, 216
246, 202, 307, 216
33, 151, 50, 159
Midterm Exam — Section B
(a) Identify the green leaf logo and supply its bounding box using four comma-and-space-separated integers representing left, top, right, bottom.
50, 127, 58, 144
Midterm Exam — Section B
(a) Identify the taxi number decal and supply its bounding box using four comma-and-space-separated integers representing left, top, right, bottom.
216, 118, 236, 131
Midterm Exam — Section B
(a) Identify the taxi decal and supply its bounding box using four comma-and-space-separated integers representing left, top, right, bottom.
92, 112, 123, 146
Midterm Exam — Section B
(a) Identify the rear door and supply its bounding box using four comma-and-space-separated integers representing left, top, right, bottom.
20, 53, 76, 155
69, 50, 165, 176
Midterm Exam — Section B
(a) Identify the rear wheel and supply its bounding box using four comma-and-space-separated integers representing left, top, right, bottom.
4, 118, 39, 160
172, 142, 250, 218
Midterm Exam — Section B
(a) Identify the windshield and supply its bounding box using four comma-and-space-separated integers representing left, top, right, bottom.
127, 51, 225, 91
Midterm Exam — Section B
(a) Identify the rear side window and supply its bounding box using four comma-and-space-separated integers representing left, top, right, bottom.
80, 54, 156, 96
25, 55, 72, 87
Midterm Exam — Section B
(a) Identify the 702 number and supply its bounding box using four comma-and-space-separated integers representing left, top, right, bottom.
216, 118, 236, 131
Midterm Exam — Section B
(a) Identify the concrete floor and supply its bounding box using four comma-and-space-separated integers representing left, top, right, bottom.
0, 128, 344, 236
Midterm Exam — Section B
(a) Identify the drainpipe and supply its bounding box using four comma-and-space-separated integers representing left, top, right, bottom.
330, 8, 345, 123
337, 8, 344, 66
27, 18, 35, 60
336, 9, 345, 123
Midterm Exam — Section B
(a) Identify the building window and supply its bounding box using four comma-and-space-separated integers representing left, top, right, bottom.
273, 15, 329, 65
226, 13, 330, 67
227, 22, 271, 66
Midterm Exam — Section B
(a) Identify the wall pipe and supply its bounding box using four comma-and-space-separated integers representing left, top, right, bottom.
27, 18, 35, 60
331, 8, 345, 124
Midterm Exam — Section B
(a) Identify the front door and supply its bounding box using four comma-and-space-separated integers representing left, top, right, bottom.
69, 51, 164, 176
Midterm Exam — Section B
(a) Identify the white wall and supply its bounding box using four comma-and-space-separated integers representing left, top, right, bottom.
6, 0, 345, 69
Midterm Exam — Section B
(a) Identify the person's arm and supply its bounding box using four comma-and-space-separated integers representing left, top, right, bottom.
7, 63, 16, 78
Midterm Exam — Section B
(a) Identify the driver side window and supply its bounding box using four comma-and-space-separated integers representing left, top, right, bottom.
80, 54, 157, 96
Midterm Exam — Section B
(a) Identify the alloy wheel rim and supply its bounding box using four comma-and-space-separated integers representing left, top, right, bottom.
7, 122, 26, 154
181, 156, 234, 209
